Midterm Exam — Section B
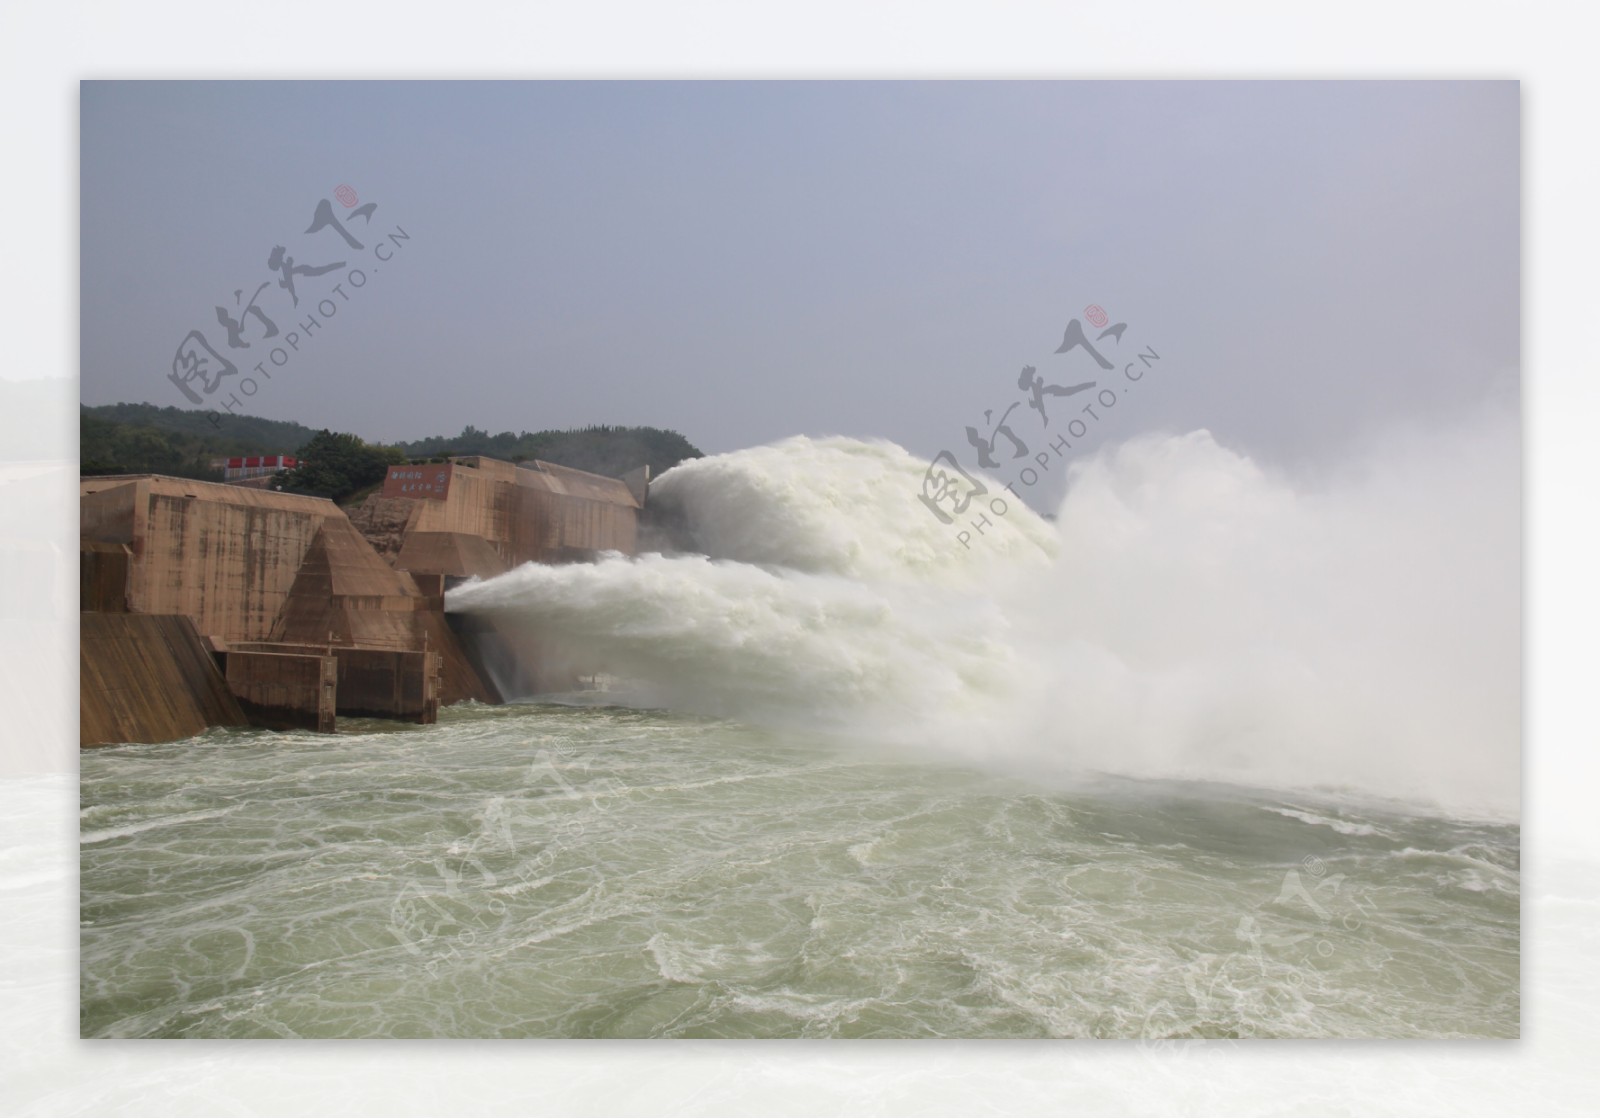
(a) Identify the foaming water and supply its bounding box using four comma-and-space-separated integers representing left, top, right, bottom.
79, 708, 1518, 1039
78, 417, 1518, 1039
449, 413, 1518, 820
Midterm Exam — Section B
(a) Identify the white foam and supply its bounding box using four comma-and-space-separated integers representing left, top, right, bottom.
1260, 807, 1388, 837
448, 408, 1519, 820
80, 808, 233, 844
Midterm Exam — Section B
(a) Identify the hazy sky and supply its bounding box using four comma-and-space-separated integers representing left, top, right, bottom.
81, 80, 1518, 489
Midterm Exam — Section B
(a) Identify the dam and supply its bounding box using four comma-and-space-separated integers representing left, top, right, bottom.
78, 455, 648, 746
76, 435, 1522, 1041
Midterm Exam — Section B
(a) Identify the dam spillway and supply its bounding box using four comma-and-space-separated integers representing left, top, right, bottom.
79, 456, 647, 746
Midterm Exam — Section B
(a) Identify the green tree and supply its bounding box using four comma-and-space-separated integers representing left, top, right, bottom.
277, 431, 405, 504
80, 409, 222, 479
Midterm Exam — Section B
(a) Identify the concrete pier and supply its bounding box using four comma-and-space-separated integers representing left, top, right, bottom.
224, 649, 337, 733
332, 648, 440, 722
228, 642, 441, 725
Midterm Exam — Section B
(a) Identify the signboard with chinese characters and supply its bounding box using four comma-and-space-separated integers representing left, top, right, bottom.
383, 465, 453, 500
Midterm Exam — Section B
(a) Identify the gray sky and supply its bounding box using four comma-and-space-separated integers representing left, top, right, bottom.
81, 80, 1517, 491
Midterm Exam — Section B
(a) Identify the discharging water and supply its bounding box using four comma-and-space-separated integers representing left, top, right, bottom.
80, 422, 1519, 1038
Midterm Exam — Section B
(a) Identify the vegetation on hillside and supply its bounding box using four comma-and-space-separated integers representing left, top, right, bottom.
83, 404, 322, 460
81, 412, 223, 480
79, 404, 704, 484
400, 424, 702, 480
275, 431, 407, 505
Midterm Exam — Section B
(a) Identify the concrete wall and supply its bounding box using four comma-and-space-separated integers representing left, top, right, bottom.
415, 610, 495, 706
81, 612, 246, 747
80, 543, 131, 613
80, 478, 141, 545
225, 650, 337, 733
80, 476, 339, 644
396, 531, 507, 580
230, 642, 448, 724
80, 459, 639, 733
265, 517, 495, 707
346, 457, 647, 703
445, 613, 586, 701
335, 649, 440, 723
358, 457, 641, 569
408, 466, 509, 550
81, 475, 493, 732
510, 479, 637, 563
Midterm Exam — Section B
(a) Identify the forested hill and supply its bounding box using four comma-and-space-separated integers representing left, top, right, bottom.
79, 404, 704, 482
80, 404, 324, 480
400, 425, 702, 482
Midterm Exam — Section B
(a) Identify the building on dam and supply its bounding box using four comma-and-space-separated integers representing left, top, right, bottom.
79, 456, 646, 747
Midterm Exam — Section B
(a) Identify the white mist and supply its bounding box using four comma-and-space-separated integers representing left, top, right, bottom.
447, 409, 1518, 820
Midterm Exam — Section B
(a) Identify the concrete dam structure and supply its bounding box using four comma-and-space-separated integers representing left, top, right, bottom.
79, 456, 645, 747
353, 455, 646, 568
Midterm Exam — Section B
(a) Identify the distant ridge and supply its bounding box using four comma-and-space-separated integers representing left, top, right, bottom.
79, 403, 704, 483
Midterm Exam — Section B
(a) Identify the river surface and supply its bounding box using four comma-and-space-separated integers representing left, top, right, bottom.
79, 702, 1518, 1039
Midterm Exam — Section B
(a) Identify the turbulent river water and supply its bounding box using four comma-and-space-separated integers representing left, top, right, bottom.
80, 421, 1519, 1038
79, 705, 1517, 1039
